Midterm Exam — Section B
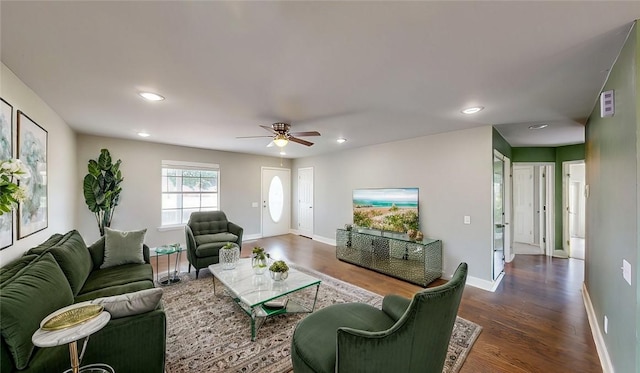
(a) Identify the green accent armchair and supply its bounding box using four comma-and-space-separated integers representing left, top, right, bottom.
291, 262, 468, 373
184, 211, 243, 278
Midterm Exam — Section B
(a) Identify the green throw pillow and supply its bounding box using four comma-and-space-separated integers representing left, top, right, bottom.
101, 227, 147, 269
91, 288, 163, 318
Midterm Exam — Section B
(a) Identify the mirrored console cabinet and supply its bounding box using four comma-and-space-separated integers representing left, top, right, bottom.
336, 228, 442, 286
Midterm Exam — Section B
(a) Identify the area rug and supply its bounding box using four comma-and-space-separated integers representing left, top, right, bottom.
162, 266, 481, 373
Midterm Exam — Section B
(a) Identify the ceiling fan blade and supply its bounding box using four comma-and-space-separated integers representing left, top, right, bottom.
289, 131, 321, 137
289, 136, 314, 146
260, 125, 277, 134
236, 135, 273, 139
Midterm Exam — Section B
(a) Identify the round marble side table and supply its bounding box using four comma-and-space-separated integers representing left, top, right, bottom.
32, 302, 113, 373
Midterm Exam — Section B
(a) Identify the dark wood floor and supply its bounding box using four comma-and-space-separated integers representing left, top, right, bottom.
152, 234, 602, 373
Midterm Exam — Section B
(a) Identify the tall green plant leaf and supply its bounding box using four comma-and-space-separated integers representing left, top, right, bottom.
83, 149, 124, 235
98, 149, 112, 170
87, 160, 101, 176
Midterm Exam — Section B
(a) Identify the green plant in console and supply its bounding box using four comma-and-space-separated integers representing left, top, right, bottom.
83, 149, 123, 236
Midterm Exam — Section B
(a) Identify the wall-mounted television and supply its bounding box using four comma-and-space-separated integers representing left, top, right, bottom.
352, 188, 419, 233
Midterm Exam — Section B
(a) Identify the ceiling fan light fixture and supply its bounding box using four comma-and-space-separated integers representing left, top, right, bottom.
461, 106, 484, 115
273, 134, 289, 147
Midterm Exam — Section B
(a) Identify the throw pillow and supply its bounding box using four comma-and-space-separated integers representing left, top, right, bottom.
101, 227, 147, 269
91, 288, 163, 318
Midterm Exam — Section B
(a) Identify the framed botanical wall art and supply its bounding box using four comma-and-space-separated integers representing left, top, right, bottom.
17, 110, 47, 239
0, 98, 13, 249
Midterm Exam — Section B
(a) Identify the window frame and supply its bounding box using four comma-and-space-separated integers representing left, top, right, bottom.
160, 160, 220, 227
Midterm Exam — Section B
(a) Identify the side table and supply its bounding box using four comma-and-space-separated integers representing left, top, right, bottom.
150, 243, 183, 285
32, 303, 113, 373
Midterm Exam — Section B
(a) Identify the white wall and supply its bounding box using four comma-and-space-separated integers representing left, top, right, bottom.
291, 126, 494, 282
75, 135, 291, 247
0, 63, 77, 264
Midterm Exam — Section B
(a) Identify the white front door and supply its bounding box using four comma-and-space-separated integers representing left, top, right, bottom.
513, 166, 534, 244
297, 167, 314, 238
262, 167, 291, 237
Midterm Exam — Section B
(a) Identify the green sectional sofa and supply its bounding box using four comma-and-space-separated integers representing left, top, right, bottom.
0, 230, 166, 373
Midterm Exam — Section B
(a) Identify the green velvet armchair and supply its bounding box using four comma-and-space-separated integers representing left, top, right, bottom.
184, 211, 243, 278
291, 262, 468, 373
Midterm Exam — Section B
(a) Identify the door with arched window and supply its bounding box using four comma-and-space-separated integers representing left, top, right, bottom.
261, 167, 291, 237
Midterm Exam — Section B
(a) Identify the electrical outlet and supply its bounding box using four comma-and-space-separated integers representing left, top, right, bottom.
604, 315, 608, 334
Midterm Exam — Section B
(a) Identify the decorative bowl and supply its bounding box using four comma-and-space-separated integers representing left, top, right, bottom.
270, 270, 289, 281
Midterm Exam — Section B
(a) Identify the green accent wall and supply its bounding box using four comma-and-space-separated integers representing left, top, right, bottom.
492, 128, 512, 158
585, 22, 638, 372
511, 147, 556, 162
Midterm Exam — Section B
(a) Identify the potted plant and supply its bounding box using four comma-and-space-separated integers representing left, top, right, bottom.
269, 260, 289, 281
83, 149, 123, 236
220, 242, 239, 270
251, 247, 270, 274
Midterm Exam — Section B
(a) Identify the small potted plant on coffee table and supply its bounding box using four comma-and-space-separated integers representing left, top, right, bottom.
251, 247, 270, 274
269, 260, 289, 281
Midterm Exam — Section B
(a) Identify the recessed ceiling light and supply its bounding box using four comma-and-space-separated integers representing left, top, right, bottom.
528, 124, 549, 130
137, 132, 151, 137
337, 138, 347, 144
138, 92, 165, 101
279, 151, 286, 155
461, 106, 484, 115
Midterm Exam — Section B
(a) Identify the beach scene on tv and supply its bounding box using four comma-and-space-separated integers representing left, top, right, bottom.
352, 188, 419, 233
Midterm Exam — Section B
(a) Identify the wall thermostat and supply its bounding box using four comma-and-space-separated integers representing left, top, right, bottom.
600, 90, 614, 117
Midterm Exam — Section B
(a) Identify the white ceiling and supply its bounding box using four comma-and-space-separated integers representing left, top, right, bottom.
1, 1, 639, 158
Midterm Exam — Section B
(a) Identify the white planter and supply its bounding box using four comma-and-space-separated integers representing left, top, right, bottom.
220, 245, 240, 270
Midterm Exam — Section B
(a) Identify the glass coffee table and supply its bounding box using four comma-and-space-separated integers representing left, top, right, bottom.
208, 258, 321, 341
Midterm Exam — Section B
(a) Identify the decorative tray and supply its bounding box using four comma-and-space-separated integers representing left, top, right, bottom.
41, 304, 104, 331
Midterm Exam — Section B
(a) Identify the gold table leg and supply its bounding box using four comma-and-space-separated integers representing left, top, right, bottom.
69, 341, 80, 373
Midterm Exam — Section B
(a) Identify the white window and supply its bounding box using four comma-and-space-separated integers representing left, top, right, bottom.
161, 161, 219, 226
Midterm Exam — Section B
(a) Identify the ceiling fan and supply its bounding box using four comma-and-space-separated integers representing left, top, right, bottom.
237, 122, 321, 147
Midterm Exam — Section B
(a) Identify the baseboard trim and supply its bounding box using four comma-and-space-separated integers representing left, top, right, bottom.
312, 235, 336, 246
582, 284, 614, 373
242, 234, 262, 241
466, 272, 504, 292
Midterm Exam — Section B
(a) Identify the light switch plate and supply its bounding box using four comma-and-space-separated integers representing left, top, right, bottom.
464, 216, 471, 225
623, 259, 632, 285
251, 202, 258, 208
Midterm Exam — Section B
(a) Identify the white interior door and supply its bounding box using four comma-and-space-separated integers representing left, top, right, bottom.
513, 166, 534, 244
563, 161, 586, 259
297, 167, 314, 238
493, 151, 506, 280
504, 156, 513, 262
262, 167, 290, 237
